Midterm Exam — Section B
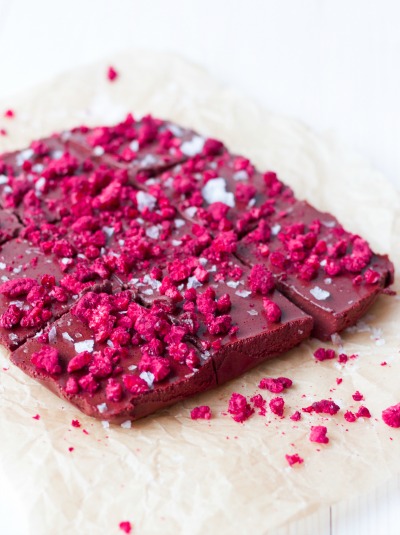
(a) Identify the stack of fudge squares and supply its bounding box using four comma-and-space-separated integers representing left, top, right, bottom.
0, 114, 393, 422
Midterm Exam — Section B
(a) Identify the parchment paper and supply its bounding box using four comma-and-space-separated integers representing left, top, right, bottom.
0, 51, 399, 535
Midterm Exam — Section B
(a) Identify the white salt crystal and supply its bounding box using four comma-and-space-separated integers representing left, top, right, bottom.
174, 219, 186, 228
227, 280, 240, 288
141, 154, 157, 167
74, 340, 94, 353
235, 289, 251, 298
101, 421, 110, 429
233, 170, 249, 181
120, 420, 131, 429
129, 140, 139, 152
180, 135, 205, 156
137, 191, 157, 212
140, 371, 155, 388
145, 225, 160, 239
93, 146, 105, 156
62, 332, 74, 342
271, 224, 281, 236
310, 286, 330, 301
0, 175, 8, 185
201, 178, 235, 207
247, 309, 258, 316
184, 206, 198, 218
48, 326, 57, 344
97, 403, 108, 414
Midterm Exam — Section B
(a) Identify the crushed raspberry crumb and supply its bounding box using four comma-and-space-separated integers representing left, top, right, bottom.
0, 129, 6, 136
310, 425, 329, 444
190, 406, 212, 420
290, 411, 301, 421
262, 298, 281, 322
250, 394, 267, 415
302, 399, 340, 415
32, 414, 40, 420
269, 396, 285, 417
259, 377, 292, 393
68, 447, 74, 452
31, 346, 61, 375
352, 391, 364, 401
336, 378, 343, 385
285, 453, 304, 466
356, 406, 371, 418
4, 109, 14, 118
119, 521, 132, 534
344, 411, 357, 423
107, 66, 119, 81
71, 419, 81, 428
382, 404, 400, 428
228, 393, 254, 423
313, 348, 336, 361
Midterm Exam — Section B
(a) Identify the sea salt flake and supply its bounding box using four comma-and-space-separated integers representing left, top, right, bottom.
62, 332, 74, 342
74, 340, 94, 353
248, 309, 258, 316
0, 175, 8, 185
201, 177, 235, 207
137, 191, 157, 212
227, 280, 240, 288
16, 149, 34, 166
184, 206, 198, 218
97, 403, 108, 414
145, 225, 160, 239
174, 219, 185, 228
322, 220, 336, 228
102, 226, 114, 238
128, 365, 137, 371
101, 421, 110, 429
233, 170, 249, 181
187, 276, 203, 289
310, 286, 330, 300
35, 177, 46, 191
141, 154, 158, 167
235, 289, 251, 298
143, 274, 161, 290
199, 258, 207, 266
129, 140, 139, 152
180, 135, 205, 156
139, 371, 154, 388
172, 240, 182, 246
168, 124, 184, 137
324, 278, 332, 285
120, 420, 131, 429
0, 263, 6, 270
48, 326, 57, 344
93, 146, 105, 156
271, 224, 281, 235
142, 289, 153, 296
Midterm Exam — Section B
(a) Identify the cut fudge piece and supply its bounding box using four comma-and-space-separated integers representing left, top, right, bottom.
11, 289, 216, 422
236, 201, 394, 339
144, 152, 295, 236
0, 238, 113, 349
0, 137, 94, 224
0, 209, 21, 243
125, 253, 313, 385
66, 114, 224, 185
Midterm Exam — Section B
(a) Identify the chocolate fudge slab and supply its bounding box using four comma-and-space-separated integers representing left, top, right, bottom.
144, 152, 295, 236
11, 290, 217, 422
66, 114, 224, 186
236, 201, 394, 339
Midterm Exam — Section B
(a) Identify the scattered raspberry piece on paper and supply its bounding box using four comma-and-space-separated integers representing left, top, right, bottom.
310, 425, 329, 444
119, 521, 132, 534
71, 419, 81, 428
313, 348, 336, 361
259, 377, 292, 393
352, 391, 364, 401
228, 393, 254, 423
269, 397, 285, 417
285, 453, 304, 466
32, 414, 40, 420
4, 109, 15, 118
344, 411, 356, 423
356, 406, 371, 418
190, 406, 212, 420
290, 411, 301, 422
382, 404, 400, 428
107, 66, 119, 81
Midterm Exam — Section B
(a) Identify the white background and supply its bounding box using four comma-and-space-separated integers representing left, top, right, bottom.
0, 1, 399, 534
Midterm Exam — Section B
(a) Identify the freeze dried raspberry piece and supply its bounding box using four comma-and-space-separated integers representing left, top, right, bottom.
107, 66, 118, 81
382, 404, 400, 428
313, 347, 336, 361
302, 399, 340, 415
259, 376, 292, 393
310, 425, 329, 444
190, 405, 212, 420
356, 406, 371, 418
11, 289, 216, 422
119, 521, 132, 534
237, 200, 393, 340
150, 152, 295, 236
228, 393, 254, 422
269, 396, 285, 417
133, 254, 312, 385
67, 114, 223, 185
352, 391, 364, 401
285, 453, 304, 466
250, 394, 267, 415
31, 346, 61, 375
344, 411, 357, 423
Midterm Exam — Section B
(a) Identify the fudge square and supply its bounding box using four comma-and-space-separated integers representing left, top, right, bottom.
66, 114, 224, 185
236, 200, 393, 340
10, 289, 217, 423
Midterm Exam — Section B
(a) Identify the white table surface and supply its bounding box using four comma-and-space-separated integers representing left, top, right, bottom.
0, 1, 399, 533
